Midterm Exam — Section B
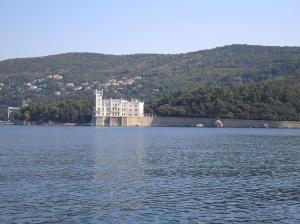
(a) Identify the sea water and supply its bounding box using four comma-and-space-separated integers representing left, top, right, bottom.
0, 126, 299, 223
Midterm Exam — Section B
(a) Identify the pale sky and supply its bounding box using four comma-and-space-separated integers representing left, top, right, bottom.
0, 0, 299, 60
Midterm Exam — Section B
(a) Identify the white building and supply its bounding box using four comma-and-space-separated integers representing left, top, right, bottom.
7, 107, 20, 120
94, 89, 144, 118
29, 85, 38, 90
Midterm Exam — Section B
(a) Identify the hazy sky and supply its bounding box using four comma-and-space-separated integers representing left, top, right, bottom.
0, 0, 299, 60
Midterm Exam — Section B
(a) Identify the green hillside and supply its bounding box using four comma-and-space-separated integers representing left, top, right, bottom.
14, 80, 300, 123
148, 80, 300, 121
0, 44, 300, 106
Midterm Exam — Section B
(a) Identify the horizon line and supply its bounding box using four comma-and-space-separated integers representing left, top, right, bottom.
1, 43, 300, 62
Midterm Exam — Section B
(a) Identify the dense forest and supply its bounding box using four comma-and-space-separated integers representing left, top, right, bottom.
14, 100, 92, 123
14, 80, 300, 123
1, 44, 300, 106
148, 80, 300, 121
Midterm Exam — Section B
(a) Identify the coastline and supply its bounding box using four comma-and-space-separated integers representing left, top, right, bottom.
2, 117, 300, 128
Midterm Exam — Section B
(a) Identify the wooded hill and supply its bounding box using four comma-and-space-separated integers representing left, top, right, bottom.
147, 80, 300, 121
15, 80, 300, 123
1, 44, 300, 106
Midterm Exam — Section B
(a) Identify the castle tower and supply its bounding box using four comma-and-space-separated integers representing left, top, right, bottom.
92, 89, 104, 126
95, 89, 103, 117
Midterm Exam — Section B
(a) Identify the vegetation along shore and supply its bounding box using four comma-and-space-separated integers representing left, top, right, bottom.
0, 45, 299, 124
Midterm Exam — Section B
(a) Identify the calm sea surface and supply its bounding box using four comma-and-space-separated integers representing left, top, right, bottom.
0, 126, 299, 224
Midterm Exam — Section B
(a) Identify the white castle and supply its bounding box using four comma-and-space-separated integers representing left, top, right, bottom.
93, 89, 144, 123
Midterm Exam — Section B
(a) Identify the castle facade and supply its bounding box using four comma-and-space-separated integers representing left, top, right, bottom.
92, 89, 144, 126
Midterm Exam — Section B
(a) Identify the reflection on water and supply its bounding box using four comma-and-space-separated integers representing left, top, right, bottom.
0, 126, 300, 223
92, 128, 145, 181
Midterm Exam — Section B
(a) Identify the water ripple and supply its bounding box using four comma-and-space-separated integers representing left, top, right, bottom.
0, 126, 299, 223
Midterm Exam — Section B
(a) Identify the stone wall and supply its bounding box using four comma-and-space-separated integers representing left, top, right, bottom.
124, 116, 215, 127
124, 116, 300, 128
221, 119, 300, 128
94, 116, 300, 128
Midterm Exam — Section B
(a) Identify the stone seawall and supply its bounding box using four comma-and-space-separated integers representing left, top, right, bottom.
124, 117, 214, 127
123, 117, 300, 128
93, 116, 300, 128
221, 119, 300, 128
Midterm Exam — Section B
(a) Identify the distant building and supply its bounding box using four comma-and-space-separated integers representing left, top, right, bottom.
29, 85, 38, 90
66, 83, 75, 87
74, 86, 82, 91
124, 79, 134, 85
7, 107, 20, 120
93, 89, 144, 119
53, 75, 63, 80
